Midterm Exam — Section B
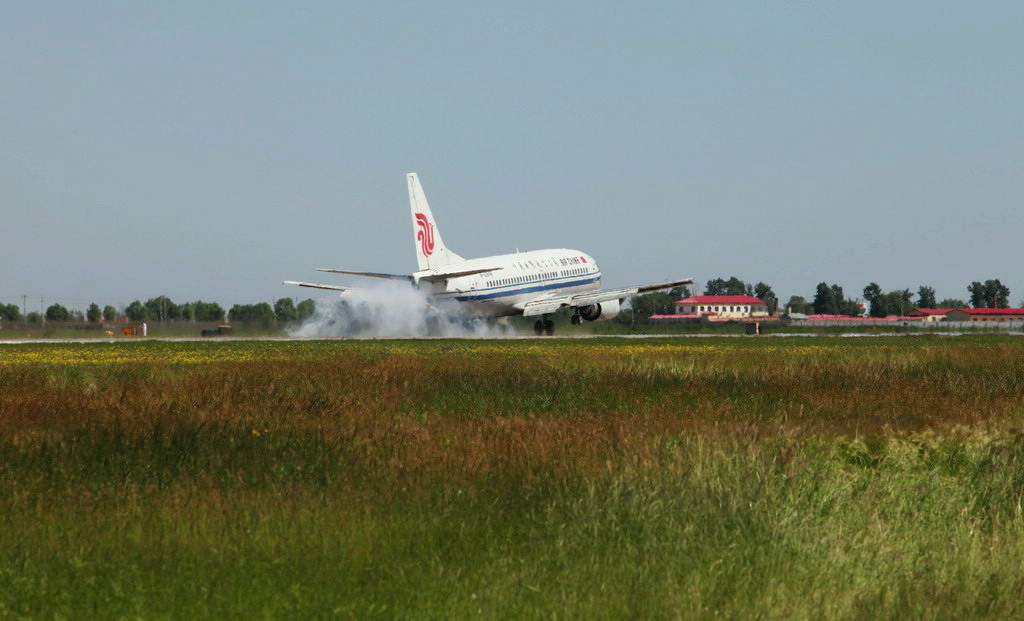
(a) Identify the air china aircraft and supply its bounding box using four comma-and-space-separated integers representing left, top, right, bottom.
284, 173, 693, 335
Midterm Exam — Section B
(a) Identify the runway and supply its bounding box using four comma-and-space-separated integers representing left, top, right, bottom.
3, 331, 1022, 345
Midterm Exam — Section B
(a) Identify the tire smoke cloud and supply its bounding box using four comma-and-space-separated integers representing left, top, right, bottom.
287, 281, 513, 338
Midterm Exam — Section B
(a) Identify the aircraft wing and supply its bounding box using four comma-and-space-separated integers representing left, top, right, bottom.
316, 269, 414, 281
520, 278, 694, 317
418, 267, 503, 282
316, 267, 503, 283
282, 280, 350, 292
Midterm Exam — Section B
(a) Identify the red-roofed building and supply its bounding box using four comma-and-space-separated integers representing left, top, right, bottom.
673, 295, 769, 319
907, 308, 954, 322
945, 308, 1024, 322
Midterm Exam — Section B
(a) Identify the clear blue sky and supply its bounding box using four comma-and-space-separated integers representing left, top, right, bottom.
3, 1, 1022, 311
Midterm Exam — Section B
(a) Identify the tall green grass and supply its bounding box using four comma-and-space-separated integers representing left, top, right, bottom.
1, 337, 1023, 617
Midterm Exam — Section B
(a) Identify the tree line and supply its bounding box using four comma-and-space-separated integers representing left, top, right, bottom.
623, 276, 1015, 321
858, 279, 1010, 316
790, 278, 1011, 316
0, 297, 317, 325
3, 278, 1015, 326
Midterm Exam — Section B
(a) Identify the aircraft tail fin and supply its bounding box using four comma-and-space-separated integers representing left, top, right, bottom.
408, 172, 463, 270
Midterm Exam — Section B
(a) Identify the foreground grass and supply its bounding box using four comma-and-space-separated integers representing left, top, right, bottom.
1, 337, 1023, 618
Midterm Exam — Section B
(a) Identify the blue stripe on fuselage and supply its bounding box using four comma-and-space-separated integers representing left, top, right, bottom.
437, 274, 601, 302
443, 271, 601, 296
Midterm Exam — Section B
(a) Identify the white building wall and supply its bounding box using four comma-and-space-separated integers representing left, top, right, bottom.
674, 302, 769, 318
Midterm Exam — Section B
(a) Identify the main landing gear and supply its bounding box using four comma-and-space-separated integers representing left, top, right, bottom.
533, 316, 555, 336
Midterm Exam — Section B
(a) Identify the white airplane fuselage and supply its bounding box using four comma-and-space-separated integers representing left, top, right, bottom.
419, 248, 601, 317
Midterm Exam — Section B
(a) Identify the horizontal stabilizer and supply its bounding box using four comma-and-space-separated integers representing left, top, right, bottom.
282, 280, 350, 292
316, 269, 414, 281
418, 267, 503, 282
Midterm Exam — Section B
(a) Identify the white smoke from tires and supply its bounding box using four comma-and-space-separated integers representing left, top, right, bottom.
287, 280, 513, 338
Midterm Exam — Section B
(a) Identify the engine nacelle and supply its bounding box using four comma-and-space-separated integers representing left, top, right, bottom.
579, 299, 621, 322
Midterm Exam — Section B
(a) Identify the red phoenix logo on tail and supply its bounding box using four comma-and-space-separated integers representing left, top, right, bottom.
415, 213, 435, 256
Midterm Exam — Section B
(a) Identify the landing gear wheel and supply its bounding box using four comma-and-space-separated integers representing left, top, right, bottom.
534, 320, 544, 336
570, 314, 582, 325
543, 319, 555, 336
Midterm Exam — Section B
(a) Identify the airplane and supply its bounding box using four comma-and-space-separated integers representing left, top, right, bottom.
284, 173, 693, 335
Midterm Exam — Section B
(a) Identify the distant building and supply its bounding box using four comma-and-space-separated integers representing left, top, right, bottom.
783, 313, 924, 324
945, 308, 1024, 322
673, 295, 769, 319
907, 308, 954, 322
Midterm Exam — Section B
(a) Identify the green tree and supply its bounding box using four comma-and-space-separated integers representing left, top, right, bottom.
877, 289, 913, 316
864, 284, 880, 319
813, 283, 834, 314
274, 297, 299, 322
250, 302, 274, 325
967, 281, 985, 308
103, 305, 117, 321
26, 312, 42, 324
228, 304, 247, 322
916, 286, 936, 309
86, 303, 102, 323
144, 296, 179, 321
195, 301, 225, 322
0, 304, 22, 321
986, 279, 1010, 308
628, 291, 680, 319
830, 285, 845, 314
182, 300, 224, 322
753, 283, 777, 314
785, 296, 812, 314
704, 276, 746, 296
812, 284, 858, 316
125, 300, 145, 321
968, 279, 1010, 308
45, 304, 70, 321
938, 298, 966, 309
863, 283, 886, 317
229, 303, 275, 325
704, 278, 723, 295
297, 299, 316, 321
841, 299, 863, 317
668, 285, 692, 300
725, 277, 745, 295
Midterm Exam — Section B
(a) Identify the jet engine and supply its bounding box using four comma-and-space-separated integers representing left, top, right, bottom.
578, 299, 621, 322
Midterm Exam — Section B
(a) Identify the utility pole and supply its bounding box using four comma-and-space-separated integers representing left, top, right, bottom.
21, 295, 27, 324
40, 297, 45, 327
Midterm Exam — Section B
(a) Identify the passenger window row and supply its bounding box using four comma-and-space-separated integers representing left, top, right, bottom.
485, 265, 591, 288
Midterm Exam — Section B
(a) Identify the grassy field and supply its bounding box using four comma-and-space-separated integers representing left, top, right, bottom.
6, 316, 1013, 340
2, 337, 1024, 618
